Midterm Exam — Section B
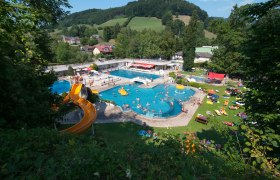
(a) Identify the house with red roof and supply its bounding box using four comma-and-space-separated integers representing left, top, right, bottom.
93, 45, 113, 55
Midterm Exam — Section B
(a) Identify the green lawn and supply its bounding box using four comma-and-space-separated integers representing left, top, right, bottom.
98, 18, 128, 27
127, 17, 165, 32
179, 68, 206, 76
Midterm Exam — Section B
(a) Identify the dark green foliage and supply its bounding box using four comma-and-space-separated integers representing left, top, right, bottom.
64, 25, 98, 37
67, 66, 75, 76
103, 26, 113, 42
170, 19, 185, 37
0, 0, 69, 129
80, 38, 98, 46
207, 5, 247, 75
239, 2, 280, 174
54, 42, 92, 64
0, 128, 267, 179
114, 28, 176, 59
86, 88, 99, 103
162, 11, 173, 25
58, 0, 208, 27
183, 11, 200, 70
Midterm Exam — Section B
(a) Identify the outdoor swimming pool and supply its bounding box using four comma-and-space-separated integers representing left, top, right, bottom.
109, 69, 160, 80
191, 76, 206, 82
50, 80, 71, 94
100, 84, 195, 118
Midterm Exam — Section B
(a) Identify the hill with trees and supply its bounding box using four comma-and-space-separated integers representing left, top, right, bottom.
58, 0, 208, 27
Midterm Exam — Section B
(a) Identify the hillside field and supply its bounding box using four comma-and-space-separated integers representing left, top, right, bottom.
98, 17, 128, 27
127, 17, 165, 32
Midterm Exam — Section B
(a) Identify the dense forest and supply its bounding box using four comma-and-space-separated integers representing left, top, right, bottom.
58, 0, 208, 27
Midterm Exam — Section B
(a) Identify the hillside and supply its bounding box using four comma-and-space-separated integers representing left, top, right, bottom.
58, 0, 208, 27
127, 17, 165, 32
98, 17, 128, 27
173, 15, 216, 39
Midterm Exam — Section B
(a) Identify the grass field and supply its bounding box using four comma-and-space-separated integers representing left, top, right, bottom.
204, 29, 217, 39
98, 17, 128, 27
127, 17, 165, 32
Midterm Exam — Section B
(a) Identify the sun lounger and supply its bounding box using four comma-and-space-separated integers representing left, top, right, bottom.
195, 114, 208, 124
220, 108, 228, 116
207, 100, 213, 105
214, 110, 221, 116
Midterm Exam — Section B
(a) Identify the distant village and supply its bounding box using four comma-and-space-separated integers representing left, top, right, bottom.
61, 34, 218, 65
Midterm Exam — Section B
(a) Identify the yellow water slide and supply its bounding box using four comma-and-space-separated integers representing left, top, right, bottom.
61, 84, 97, 134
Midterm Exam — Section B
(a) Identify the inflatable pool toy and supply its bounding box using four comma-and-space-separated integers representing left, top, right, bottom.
176, 84, 185, 90
207, 100, 213, 105
91, 89, 99, 94
118, 87, 128, 96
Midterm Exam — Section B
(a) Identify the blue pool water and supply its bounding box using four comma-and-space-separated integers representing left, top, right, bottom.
50, 80, 71, 94
191, 76, 206, 82
100, 84, 195, 118
109, 69, 160, 80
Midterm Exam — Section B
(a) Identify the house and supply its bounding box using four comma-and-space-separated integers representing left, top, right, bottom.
93, 45, 113, 55
172, 51, 183, 60
80, 45, 95, 52
90, 34, 101, 41
62, 35, 80, 45
194, 46, 218, 63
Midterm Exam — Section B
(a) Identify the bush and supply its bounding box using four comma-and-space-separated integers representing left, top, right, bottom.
90, 63, 99, 71
0, 128, 268, 179
169, 72, 176, 79
67, 66, 75, 76
188, 82, 208, 89
86, 88, 99, 103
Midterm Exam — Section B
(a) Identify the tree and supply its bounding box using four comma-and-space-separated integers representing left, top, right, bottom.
239, 1, 280, 174
207, 5, 247, 76
55, 42, 72, 63
113, 23, 121, 38
170, 19, 185, 37
103, 26, 113, 42
183, 10, 199, 70
162, 11, 173, 25
67, 66, 75, 76
80, 37, 88, 45
0, 0, 70, 128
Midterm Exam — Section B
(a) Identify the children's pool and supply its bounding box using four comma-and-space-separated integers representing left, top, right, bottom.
50, 80, 70, 94
100, 84, 195, 118
191, 76, 206, 82
109, 69, 160, 80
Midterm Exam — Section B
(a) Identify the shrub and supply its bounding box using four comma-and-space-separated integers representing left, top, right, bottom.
188, 82, 208, 89
169, 72, 176, 79
90, 63, 99, 71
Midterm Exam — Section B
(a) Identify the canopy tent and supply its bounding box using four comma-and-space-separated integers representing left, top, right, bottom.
208, 72, 225, 80
130, 63, 155, 69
